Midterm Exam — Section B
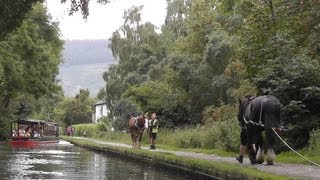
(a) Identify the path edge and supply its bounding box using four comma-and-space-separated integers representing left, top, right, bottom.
62, 136, 291, 180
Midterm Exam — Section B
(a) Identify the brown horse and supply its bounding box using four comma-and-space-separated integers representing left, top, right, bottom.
128, 114, 146, 148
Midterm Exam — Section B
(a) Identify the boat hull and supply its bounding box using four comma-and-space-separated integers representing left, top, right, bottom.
10, 137, 59, 147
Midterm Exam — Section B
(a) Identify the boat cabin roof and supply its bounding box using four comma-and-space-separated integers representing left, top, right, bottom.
13, 118, 59, 126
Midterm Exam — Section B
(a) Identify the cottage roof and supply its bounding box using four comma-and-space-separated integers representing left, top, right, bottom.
95, 99, 106, 106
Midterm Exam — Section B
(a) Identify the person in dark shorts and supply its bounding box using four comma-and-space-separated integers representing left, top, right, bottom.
149, 112, 159, 150
236, 94, 255, 163
236, 127, 247, 163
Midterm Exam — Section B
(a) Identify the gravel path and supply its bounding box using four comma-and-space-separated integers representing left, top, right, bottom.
74, 137, 320, 179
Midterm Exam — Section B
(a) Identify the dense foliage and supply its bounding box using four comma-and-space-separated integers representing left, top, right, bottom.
0, 0, 42, 39
72, 121, 111, 137
308, 129, 320, 152
102, 0, 320, 149
54, 89, 95, 127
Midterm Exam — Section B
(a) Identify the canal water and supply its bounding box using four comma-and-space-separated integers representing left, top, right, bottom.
0, 141, 200, 179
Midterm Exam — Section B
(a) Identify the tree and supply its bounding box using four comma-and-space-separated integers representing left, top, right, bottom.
104, 1, 239, 126
112, 99, 138, 131
123, 81, 188, 128
104, 6, 166, 120
101, 0, 320, 151
0, 2, 63, 138
60, 0, 110, 19
237, 0, 320, 148
0, 0, 113, 39
96, 87, 107, 100
0, 0, 42, 39
55, 89, 94, 126
0, 3, 63, 116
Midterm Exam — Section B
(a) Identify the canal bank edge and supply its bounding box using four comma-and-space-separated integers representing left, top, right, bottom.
62, 137, 292, 180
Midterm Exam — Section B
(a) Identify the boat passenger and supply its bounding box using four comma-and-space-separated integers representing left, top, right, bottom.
18, 126, 26, 136
12, 130, 18, 137
25, 127, 32, 137
39, 127, 44, 137
33, 130, 41, 137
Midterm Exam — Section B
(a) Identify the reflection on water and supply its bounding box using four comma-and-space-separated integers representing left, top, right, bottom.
0, 141, 196, 179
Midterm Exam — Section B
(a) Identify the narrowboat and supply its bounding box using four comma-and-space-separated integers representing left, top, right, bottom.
9, 119, 60, 147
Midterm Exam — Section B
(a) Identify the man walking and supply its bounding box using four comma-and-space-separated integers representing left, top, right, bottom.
236, 94, 255, 163
149, 112, 159, 149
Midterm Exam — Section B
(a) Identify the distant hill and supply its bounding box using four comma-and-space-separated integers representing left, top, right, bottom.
58, 39, 117, 97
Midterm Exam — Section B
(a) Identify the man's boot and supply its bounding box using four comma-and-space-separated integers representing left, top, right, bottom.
236, 155, 243, 163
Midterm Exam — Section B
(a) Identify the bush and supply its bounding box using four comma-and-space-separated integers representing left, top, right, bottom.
97, 116, 112, 129
96, 122, 108, 132
73, 124, 96, 137
73, 122, 111, 137
202, 104, 237, 124
256, 58, 320, 148
159, 117, 240, 152
308, 129, 320, 152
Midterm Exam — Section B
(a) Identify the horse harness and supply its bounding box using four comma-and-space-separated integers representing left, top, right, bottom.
242, 96, 267, 128
134, 117, 144, 133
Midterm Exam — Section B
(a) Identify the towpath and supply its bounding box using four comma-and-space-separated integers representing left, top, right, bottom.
73, 137, 320, 179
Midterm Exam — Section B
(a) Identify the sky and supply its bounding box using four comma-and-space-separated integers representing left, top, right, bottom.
46, 0, 167, 40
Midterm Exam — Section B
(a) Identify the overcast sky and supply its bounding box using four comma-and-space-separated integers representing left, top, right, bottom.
46, 0, 167, 40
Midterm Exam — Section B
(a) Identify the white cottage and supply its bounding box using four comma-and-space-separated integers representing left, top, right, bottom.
92, 99, 108, 123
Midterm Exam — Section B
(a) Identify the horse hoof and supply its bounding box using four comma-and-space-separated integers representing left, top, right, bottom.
249, 155, 256, 164
250, 160, 256, 164
256, 159, 264, 164
267, 161, 274, 165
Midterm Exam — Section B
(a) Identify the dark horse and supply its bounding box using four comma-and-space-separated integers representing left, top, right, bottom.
128, 114, 146, 149
238, 95, 281, 165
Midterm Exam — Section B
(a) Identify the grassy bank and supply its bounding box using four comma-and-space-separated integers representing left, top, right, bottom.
79, 130, 238, 157
72, 129, 320, 165
73, 117, 241, 157
71, 118, 320, 165
62, 136, 290, 180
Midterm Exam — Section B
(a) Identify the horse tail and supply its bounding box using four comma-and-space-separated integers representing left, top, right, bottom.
264, 108, 280, 148
264, 103, 281, 128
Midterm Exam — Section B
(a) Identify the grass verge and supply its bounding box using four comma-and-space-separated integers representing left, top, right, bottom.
276, 151, 320, 165
62, 136, 291, 180
79, 130, 320, 165
88, 131, 238, 157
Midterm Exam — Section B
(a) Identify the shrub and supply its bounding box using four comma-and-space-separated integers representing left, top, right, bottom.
308, 129, 320, 152
73, 124, 96, 137
163, 117, 240, 152
256, 58, 320, 148
73, 122, 111, 137
202, 104, 237, 124
97, 116, 112, 130
96, 121, 109, 132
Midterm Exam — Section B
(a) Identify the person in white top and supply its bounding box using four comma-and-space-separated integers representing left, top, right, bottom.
18, 126, 26, 136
